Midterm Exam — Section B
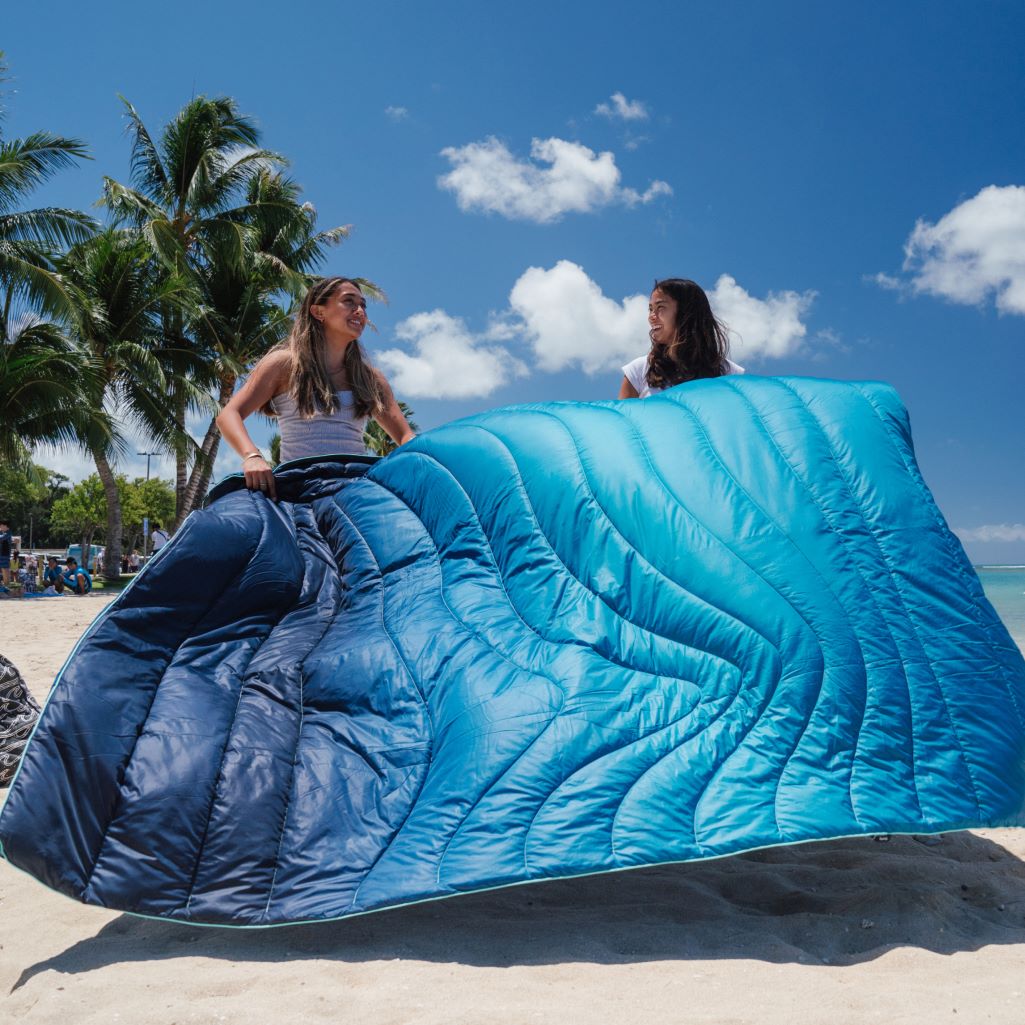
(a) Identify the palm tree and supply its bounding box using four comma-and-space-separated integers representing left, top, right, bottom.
0, 51, 95, 337
102, 95, 285, 523
0, 317, 112, 466
176, 169, 357, 516
364, 402, 419, 457
0, 51, 102, 467
58, 227, 202, 580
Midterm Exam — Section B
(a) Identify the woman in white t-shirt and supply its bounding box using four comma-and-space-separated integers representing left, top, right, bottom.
619, 278, 743, 399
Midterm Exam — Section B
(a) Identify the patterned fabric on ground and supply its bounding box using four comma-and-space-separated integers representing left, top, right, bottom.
0, 655, 41, 786
1, 377, 1024, 925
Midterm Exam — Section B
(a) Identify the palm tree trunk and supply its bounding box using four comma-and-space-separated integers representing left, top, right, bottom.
93, 450, 123, 583
78, 529, 95, 577
173, 387, 188, 529
179, 374, 235, 520
179, 421, 218, 520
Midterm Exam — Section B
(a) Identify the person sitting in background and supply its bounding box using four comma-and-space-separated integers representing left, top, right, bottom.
43, 556, 65, 594
63, 557, 91, 595
16, 556, 37, 592
0, 520, 11, 592
618, 278, 744, 399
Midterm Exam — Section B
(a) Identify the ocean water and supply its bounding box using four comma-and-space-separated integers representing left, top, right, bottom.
977, 567, 1025, 651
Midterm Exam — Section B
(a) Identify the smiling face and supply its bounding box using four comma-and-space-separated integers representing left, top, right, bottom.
648, 289, 678, 348
311, 281, 367, 344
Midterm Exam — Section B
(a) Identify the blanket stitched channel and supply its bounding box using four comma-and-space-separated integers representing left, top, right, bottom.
2, 376, 1024, 925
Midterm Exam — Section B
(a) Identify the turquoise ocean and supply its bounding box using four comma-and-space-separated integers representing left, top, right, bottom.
978, 567, 1025, 652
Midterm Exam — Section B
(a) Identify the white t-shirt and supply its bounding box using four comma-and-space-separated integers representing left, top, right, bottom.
621, 355, 745, 398
151, 528, 170, 551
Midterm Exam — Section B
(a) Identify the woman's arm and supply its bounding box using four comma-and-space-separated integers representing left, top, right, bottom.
373, 371, 417, 446
618, 376, 640, 399
216, 350, 290, 499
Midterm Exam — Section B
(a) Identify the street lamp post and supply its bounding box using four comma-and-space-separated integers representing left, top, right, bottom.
138, 451, 160, 559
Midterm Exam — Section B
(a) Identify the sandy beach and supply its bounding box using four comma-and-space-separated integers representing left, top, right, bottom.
3, 595, 1025, 1025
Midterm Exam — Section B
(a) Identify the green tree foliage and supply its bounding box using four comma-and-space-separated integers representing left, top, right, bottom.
102, 96, 286, 522
49, 474, 107, 560
121, 476, 175, 555
0, 461, 47, 516
0, 51, 108, 467
59, 227, 200, 580
364, 402, 419, 457
3, 76, 379, 524
0, 51, 95, 334
103, 97, 366, 524
49, 473, 175, 561
0, 463, 70, 548
177, 169, 359, 516
0, 319, 113, 466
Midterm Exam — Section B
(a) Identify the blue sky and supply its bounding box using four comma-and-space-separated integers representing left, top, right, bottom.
5, 0, 1024, 561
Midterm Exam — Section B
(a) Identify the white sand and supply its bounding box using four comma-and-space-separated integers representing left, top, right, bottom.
3, 594, 1025, 1024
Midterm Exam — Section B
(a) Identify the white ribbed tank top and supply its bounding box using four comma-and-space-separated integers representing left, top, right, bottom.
271, 390, 368, 463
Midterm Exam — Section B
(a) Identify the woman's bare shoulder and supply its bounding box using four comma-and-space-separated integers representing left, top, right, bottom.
252, 348, 292, 390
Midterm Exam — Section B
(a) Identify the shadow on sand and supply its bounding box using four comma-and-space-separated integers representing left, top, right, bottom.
14, 831, 1025, 990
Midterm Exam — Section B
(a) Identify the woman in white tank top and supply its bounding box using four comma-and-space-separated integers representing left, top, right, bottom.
217, 277, 415, 499
619, 278, 744, 399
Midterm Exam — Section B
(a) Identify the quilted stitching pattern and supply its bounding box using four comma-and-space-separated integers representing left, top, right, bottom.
2, 377, 1024, 925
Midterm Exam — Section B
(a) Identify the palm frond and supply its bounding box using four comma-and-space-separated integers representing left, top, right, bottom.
101, 177, 166, 224
0, 246, 83, 325
197, 148, 286, 212
0, 133, 90, 209
161, 97, 262, 210
0, 207, 97, 247
117, 95, 169, 197
285, 224, 353, 273
144, 217, 192, 275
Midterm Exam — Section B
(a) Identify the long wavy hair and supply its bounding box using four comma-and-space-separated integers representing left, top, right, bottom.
646, 278, 731, 391
272, 276, 386, 419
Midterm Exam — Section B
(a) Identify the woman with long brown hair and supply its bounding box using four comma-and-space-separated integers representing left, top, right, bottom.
618, 278, 744, 399
218, 276, 415, 498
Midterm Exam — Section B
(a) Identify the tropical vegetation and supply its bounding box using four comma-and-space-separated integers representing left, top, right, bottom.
49, 473, 175, 565
0, 53, 401, 582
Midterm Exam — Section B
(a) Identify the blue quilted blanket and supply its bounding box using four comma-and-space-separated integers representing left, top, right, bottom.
3, 376, 1024, 926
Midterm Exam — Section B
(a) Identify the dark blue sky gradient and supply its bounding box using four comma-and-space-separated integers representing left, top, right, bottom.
5, 0, 1023, 559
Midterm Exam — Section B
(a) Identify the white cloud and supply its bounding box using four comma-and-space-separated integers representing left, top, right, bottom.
381, 265, 816, 396
508, 261, 647, 374
892, 185, 1025, 315
384, 106, 409, 121
505, 264, 813, 373
869, 271, 905, 293
956, 524, 1025, 543
31, 443, 97, 483
437, 136, 671, 224
376, 310, 528, 399
595, 92, 649, 121
709, 274, 814, 359
620, 179, 674, 206
623, 134, 651, 152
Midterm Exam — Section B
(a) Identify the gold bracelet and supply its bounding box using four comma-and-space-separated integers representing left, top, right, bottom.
242, 451, 264, 463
